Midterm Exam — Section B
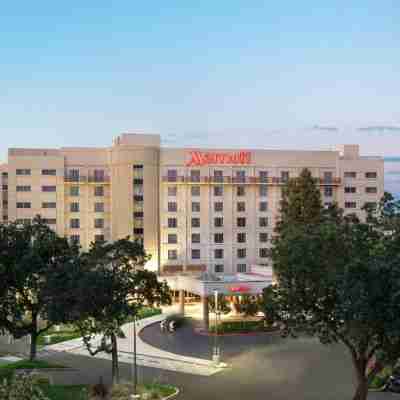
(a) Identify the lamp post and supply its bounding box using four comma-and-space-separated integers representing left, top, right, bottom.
212, 290, 220, 364
131, 314, 139, 399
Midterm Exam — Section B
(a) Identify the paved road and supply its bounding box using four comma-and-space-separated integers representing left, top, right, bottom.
41, 321, 398, 400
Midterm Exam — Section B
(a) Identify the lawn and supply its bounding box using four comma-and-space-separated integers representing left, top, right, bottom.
37, 325, 81, 346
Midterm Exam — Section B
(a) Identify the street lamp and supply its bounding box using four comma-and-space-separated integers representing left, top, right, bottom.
212, 290, 220, 364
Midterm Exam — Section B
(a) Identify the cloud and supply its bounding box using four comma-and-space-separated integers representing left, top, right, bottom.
358, 126, 400, 133
312, 125, 339, 132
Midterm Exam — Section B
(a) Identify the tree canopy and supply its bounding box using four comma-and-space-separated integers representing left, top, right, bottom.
265, 168, 400, 400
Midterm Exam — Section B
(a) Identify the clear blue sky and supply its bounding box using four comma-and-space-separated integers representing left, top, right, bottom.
1, 0, 399, 161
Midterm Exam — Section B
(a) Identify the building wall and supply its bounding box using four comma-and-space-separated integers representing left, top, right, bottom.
0, 136, 384, 277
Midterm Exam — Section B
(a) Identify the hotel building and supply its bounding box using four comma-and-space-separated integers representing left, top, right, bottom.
0, 133, 384, 323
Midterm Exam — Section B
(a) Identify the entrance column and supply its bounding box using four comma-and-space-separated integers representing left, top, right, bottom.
179, 290, 185, 315
202, 296, 209, 330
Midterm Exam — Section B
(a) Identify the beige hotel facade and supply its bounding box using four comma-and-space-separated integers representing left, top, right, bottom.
0, 133, 384, 278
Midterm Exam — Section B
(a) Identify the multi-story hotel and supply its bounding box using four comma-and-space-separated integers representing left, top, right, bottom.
0, 133, 384, 325
0, 133, 384, 275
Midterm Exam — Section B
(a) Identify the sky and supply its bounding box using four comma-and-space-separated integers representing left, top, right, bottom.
0, 1, 399, 190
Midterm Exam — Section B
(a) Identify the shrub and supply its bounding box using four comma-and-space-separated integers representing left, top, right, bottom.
0, 373, 50, 400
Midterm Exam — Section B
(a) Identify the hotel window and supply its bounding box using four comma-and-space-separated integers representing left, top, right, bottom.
215, 264, 224, 273
94, 202, 104, 212
344, 171, 357, 178
16, 218, 31, 225
259, 217, 268, 227
365, 187, 377, 194
237, 264, 247, 273
167, 169, 177, 182
237, 202, 246, 212
70, 235, 80, 245
323, 172, 333, 183
94, 186, 104, 196
281, 171, 289, 182
214, 233, 224, 244
237, 232, 246, 243
16, 185, 31, 192
236, 170, 246, 183
43, 218, 56, 225
191, 217, 200, 228
324, 202, 332, 209
214, 170, 223, 183
133, 211, 143, 219
344, 187, 356, 194
1, 172, 8, 177
237, 186, 245, 196
16, 169, 31, 176
192, 233, 200, 243
214, 202, 223, 212
259, 171, 268, 183
94, 234, 105, 242
214, 186, 223, 196
168, 218, 177, 228
168, 234, 177, 244
42, 185, 56, 192
2, 185, 8, 191
70, 219, 80, 229
190, 170, 200, 182
237, 217, 246, 227
70, 202, 80, 212
168, 250, 177, 260
168, 202, 177, 212
16, 202, 31, 209
94, 218, 104, 229
191, 186, 200, 196
134, 194, 143, 202
259, 185, 268, 197
93, 169, 105, 182
68, 169, 80, 181
345, 202, 357, 209
259, 248, 269, 258
365, 172, 377, 179
214, 249, 224, 259
237, 248, 246, 259
324, 187, 333, 197
192, 249, 201, 260
70, 186, 79, 196
42, 169, 56, 176
365, 202, 377, 209
133, 164, 143, 170
192, 202, 201, 212
214, 217, 224, 228
259, 201, 268, 212
167, 186, 177, 197
259, 232, 268, 242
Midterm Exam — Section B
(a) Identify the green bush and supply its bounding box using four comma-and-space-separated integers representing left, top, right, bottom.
124, 307, 162, 324
0, 374, 50, 400
209, 320, 275, 334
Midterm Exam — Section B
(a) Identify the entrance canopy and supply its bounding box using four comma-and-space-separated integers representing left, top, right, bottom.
163, 265, 274, 297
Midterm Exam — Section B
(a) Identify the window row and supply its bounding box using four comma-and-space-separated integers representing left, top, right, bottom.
167, 185, 268, 197
167, 232, 269, 244
16, 169, 57, 176
70, 234, 105, 245
215, 264, 247, 273
344, 186, 378, 194
167, 248, 269, 260
172, 216, 268, 228
69, 202, 105, 212
16, 185, 56, 192
69, 219, 105, 229
168, 201, 268, 213
344, 172, 377, 179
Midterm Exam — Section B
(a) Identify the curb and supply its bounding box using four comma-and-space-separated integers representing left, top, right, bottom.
193, 328, 281, 337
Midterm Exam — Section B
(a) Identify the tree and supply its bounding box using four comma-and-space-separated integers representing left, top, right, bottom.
0, 216, 79, 360
74, 238, 171, 384
266, 169, 400, 400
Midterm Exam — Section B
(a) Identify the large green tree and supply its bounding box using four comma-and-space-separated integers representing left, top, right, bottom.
0, 216, 80, 360
74, 238, 171, 384
266, 169, 400, 400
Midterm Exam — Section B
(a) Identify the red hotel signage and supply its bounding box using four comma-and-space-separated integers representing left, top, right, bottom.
186, 151, 251, 167
229, 285, 250, 293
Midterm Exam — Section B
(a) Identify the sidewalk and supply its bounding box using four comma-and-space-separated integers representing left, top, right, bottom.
42, 311, 225, 377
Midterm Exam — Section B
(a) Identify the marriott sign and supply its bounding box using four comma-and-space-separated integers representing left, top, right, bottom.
186, 151, 251, 167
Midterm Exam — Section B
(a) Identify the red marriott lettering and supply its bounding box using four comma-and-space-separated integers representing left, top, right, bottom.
186, 151, 251, 167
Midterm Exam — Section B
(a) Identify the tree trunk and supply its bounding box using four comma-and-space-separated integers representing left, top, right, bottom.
352, 358, 368, 400
111, 333, 119, 384
30, 317, 38, 361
